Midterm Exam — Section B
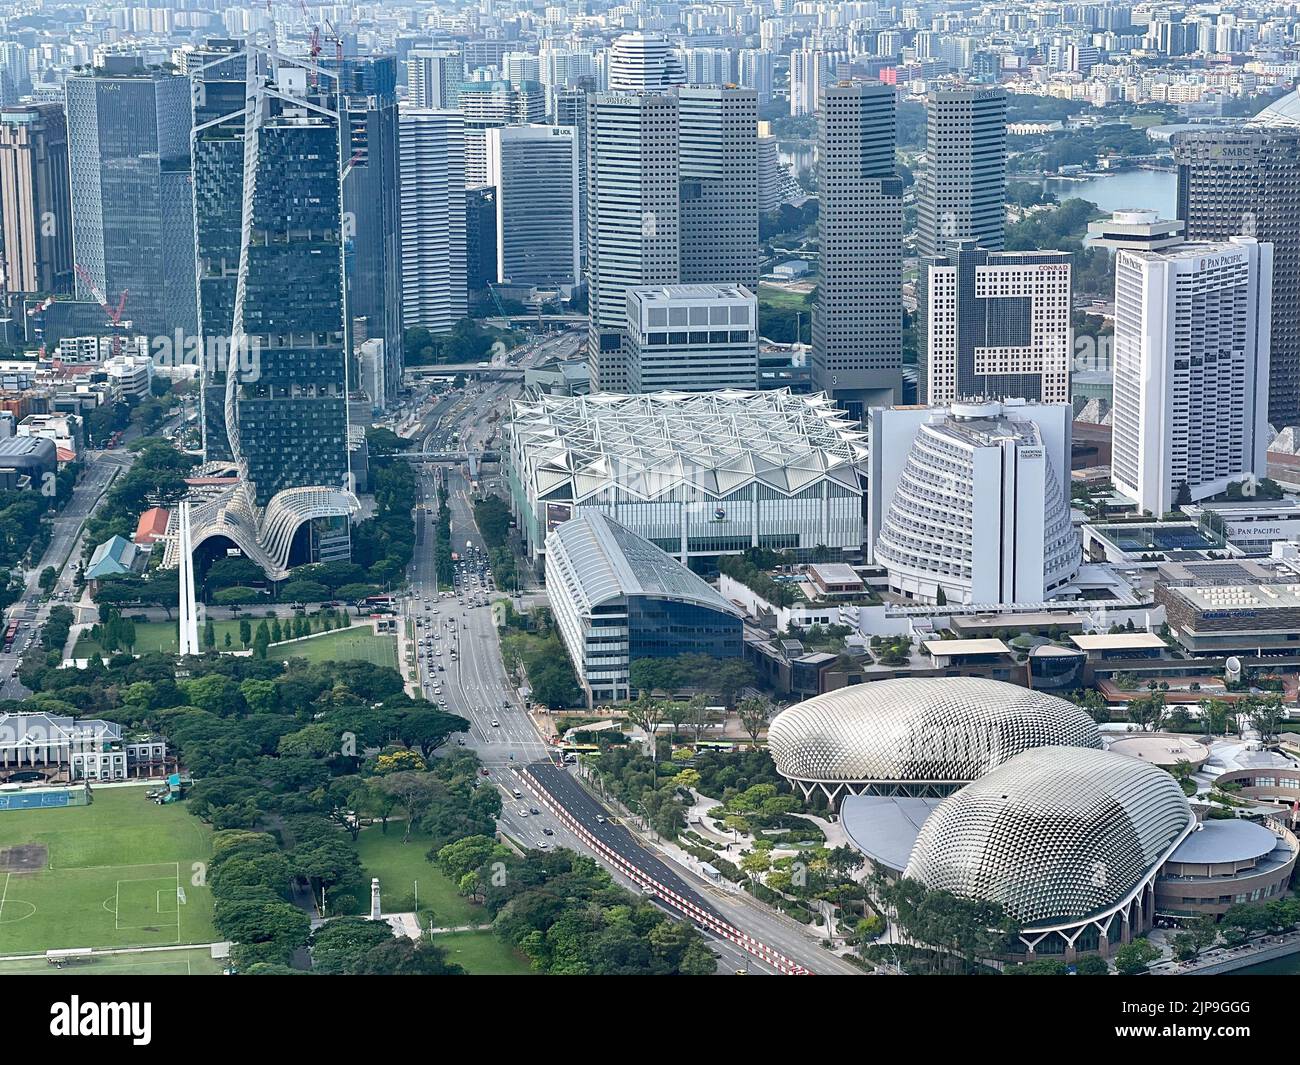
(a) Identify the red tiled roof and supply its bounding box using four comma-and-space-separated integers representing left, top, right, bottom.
134, 506, 170, 545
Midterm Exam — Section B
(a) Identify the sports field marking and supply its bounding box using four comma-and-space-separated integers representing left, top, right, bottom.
113, 868, 181, 941
0, 873, 8, 924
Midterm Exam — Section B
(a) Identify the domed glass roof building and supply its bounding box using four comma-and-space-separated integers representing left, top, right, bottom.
767, 678, 1101, 800
904, 746, 1196, 956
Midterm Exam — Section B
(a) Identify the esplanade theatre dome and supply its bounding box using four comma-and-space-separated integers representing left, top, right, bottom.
767, 677, 1101, 799
904, 746, 1195, 933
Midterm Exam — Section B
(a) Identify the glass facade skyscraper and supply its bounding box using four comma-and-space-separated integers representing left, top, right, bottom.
324, 55, 403, 407
66, 57, 197, 338
230, 63, 350, 508
187, 40, 247, 462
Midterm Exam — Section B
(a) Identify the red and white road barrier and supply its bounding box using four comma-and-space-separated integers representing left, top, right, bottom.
523, 768, 812, 975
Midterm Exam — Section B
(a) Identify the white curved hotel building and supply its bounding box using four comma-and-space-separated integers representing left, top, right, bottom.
868, 399, 1079, 605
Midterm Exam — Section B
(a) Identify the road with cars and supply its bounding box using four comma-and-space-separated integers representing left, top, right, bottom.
0, 446, 134, 699
396, 328, 857, 974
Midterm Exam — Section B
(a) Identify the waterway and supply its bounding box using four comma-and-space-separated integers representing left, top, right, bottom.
1230, 953, 1300, 975
1038, 169, 1178, 218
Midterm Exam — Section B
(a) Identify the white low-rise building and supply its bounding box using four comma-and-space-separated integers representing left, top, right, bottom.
508, 388, 869, 568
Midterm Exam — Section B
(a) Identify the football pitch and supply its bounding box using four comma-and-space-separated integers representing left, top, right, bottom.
0, 787, 216, 956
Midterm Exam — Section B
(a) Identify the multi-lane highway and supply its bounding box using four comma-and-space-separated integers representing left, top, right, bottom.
398, 328, 860, 975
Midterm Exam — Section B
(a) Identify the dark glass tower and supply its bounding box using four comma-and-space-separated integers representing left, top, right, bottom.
322, 55, 403, 407
65, 56, 197, 338
187, 40, 247, 462
230, 63, 350, 508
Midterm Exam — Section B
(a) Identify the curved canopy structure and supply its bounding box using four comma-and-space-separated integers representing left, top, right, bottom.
767, 677, 1101, 798
1251, 89, 1300, 127
164, 481, 358, 582
904, 745, 1195, 930
547, 512, 741, 617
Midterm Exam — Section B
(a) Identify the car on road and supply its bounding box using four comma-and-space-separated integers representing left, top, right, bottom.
596, 816, 606, 824
517, 808, 529, 817
535, 840, 549, 850
491, 719, 499, 727
529, 807, 539, 815
542, 827, 554, 836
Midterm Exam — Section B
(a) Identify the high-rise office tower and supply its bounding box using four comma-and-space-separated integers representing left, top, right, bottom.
1111, 237, 1273, 515
486, 124, 580, 292
178, 50, 357, 580
230, 62, 351, 511
790, 49, 848, 116
503, 51, 542, 86
919, 241, 1072, 405
186, 39, 247, 462
0, 42, 29, 108
1174, 128, 1300, 427
555, 85, 591, 272
541, 48, 596, 109
324, 55, 403, 407
917, 87, 1007, 258
684, 47, 735, 86
458, 78, 546, 186
811, 80, 903, 415
463, 40, 511, 76
738, 48, 774, 106
679, 86, 759, 289
66, 57, 198, 338
586, 91, 680, 392
399, 108, 467, 333
0, 102, 72, 296
606, 33, 687, 92
406, 49, 462, 109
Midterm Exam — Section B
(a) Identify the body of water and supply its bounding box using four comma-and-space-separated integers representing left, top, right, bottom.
1230, 952, 1300, 975
1039, 168, 1178, 218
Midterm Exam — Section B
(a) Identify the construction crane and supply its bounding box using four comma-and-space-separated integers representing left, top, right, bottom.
72, 263, 129, 360
25, 295, 55, 357
322, 15, 344, 62
296, 0, 321, 59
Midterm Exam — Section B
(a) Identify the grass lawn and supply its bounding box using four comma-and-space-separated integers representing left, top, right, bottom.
0, 946, 225, 976
0, 786, 216, 955
73, 614, 373, 659
75, 619, 237, 657
271, 627, 397, 668
348, 824, 478, 926
436, 930, 534, 975
757, 282, 814, 310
